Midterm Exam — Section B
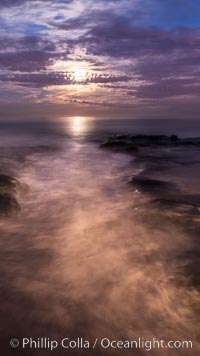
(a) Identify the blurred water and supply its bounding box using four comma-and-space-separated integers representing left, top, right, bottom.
0, 117, 200, 355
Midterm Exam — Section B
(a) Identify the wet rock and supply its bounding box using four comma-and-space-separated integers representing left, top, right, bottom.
129, 134, 179, 147
132, 197, 200, 227
178, 138, 200, 146
115, 134, 128, 140
100, 140, 139, 152
100, 133, 182, 151
149, 198, 200, 214
0, 193, 20, 216
181, 194, 200, 206
0, 174, 17, 191
100, 140, 127, 148
100, 134, 200, 150
129, 176, 176, 196
0, 174, 20, 216
179, 141, 196, 146
170, 135, 178, 141
125, 144, 139, 153
130, 134, 168, 141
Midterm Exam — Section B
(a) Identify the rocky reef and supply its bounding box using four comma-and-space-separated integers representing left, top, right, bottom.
100, 133, 200, 152
100, 133, 200, 289
100, 133, 200, 224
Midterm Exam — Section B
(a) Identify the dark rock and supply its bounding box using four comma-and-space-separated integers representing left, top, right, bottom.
0, 174, 21, 216
130, 134, 147, 140
149, 198, 200, 213
129, 176, 176, 195
0, 174, 17, 190
170, 135, 178, 141
178, 138, 200, 146
115, 135, 128, 140
100, 140, 127, 148
146, 135, 168, 141
100, 140, 138, 152
125, 144, 139, 153
101, 134, 200, 148
179, 141, 195, 146
0, 193, 20, 216
100, 134, 200, 152
130, 134, 168, 141
130, 177, 170, 187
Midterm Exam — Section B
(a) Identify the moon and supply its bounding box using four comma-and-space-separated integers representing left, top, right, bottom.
73, 69, 87, 82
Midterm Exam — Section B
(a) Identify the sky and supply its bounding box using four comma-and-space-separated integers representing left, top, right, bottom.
0, 0, 199, 119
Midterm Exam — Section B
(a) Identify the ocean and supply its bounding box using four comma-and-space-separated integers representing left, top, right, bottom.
0, 117, 199, 355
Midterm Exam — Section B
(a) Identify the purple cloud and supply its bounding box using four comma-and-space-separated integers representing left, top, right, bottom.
0, 0, 199, 116
82, 22, 200, 58
0, 36, 68, 72
0, 0, 74, 7
0, 72, 131, 87
128, 79, 200, 99
0, 51, 60, 72
0, 36, 56, 51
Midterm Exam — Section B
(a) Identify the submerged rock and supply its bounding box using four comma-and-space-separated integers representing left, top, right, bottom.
100, 139, 138, 152
130, 134, 169, 142
99, 134, 200, 151
0, 174, 17, 191
148, 198, 200, 215
0, 193, 20, 216
125, 144, 139, 153
129, 176, 175, 196
0, 174, 20, 216
170, 135, 178, 141
100, 133, 200, 229
100, 140, 128, 148
100, 133, 200, 152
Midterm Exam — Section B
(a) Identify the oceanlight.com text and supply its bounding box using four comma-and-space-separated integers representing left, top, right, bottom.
10, 337, 193, 352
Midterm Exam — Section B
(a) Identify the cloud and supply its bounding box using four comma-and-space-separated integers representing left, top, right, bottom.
0, 0, 29, 7
0, 72, 131, 87
127, 79, 200, 99
0, 0, 74, 7
50, 17, 90, 31
0, 0, 199, 116
0, 36, 68, 72
0, 51, 60, 72
65, 99, 116, 107
0, 35, 56, 51
81, 18, 200, 58
134, 53, 200, 81
85, 74, 131, 84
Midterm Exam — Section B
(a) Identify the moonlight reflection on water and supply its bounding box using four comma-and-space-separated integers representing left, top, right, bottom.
65, 116, 95, 138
